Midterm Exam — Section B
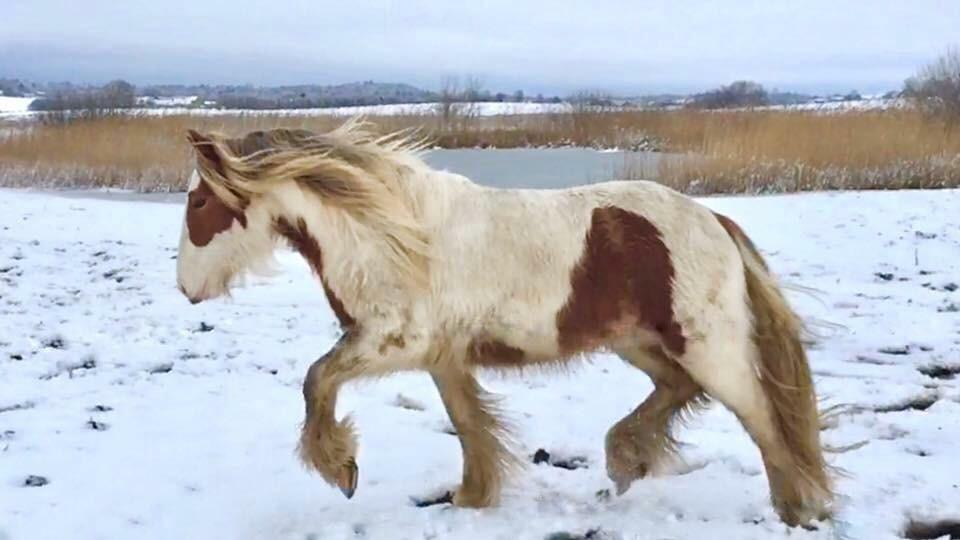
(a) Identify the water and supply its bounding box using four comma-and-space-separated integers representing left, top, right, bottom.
49, 148, 665, 203
422, 148, 663, 189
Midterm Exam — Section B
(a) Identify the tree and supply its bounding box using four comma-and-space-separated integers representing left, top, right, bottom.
568, 90, 614, 111
100, 79, 136, 108
434, 75, 486, 130
904, 46, 960, 124
565, 90, 615, 145
435, 75, 461, 125
692, 80, 769, 109
29, 79, 137, 114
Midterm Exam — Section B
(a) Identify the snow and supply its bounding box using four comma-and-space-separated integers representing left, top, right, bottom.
127, 101, 572, 118
767, 97, 907, 112
0, 101, 571, 120
1, 188, 958, 539
135, 96, 200, 107
0, 96, 905, 121
0, 96, 36, 116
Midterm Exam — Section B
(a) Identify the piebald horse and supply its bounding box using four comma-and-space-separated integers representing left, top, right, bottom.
176, 120, 832, 526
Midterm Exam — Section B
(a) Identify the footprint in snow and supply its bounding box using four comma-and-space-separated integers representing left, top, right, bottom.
532, 448, 589, 470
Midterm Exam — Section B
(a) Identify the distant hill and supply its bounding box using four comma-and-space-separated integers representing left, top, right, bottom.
0, 78, 42, 97
139, 81, 437, 108
3, 75, 899, 113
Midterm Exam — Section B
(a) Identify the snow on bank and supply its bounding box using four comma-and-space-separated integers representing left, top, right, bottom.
766, 97, 907, 112
0, 97, 906, 121
1, 188, 958, 539
129, 101, 573, 118
136, 95, 200, 107
0, 96, 37, 116
0, 101, 572, 120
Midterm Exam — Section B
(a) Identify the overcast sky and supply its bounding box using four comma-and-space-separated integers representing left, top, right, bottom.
2, 0, 958, 95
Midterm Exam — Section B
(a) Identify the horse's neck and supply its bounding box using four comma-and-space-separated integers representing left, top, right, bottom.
409, 170, 480, 228
273, 174, 444, 312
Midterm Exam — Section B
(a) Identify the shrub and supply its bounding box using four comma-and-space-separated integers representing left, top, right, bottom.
904, 46, 960, 125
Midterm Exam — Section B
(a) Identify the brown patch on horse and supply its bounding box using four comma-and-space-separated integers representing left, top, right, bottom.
189, 128, 314, 165
187, 129, 226, 176
274, 216, 356, 329
378, 333, 406, 354
466, 337, 525, 367
225, 128, 315, 157
186, 179, 248, 247
557, 207, 685, 356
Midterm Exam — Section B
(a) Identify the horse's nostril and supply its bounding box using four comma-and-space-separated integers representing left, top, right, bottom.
189, 297, 202, 305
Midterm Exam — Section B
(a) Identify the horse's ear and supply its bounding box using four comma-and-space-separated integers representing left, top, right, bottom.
186, 129, 223, 172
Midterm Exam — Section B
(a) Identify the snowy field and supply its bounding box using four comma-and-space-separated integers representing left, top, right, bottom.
0, 97, 37, 117
760, 96, 906, 112
1, 188, 958, 539
0, 97, 904, 120
0, 101, 571, 120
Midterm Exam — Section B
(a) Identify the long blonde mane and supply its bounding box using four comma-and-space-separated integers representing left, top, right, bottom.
192, 118, 432, 287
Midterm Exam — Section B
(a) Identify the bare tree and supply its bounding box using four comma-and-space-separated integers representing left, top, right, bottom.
458, 75, 485, 119
435, 75, 461, 125
434, 75, 486, 131
101, 80, 136, 108
568, 90, 614, 112
692, 80, 769, 109
30, 79, 138, 122
565, 90, 615, 146
904, 46, 960, 124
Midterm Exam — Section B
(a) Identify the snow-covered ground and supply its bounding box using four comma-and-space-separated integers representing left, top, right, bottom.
0, 101, 572, 120
0, 96, 905, 121
135, 96, 200, 107
232, 101, 573, 117
0, 96, 37, 117
764, 96, 906, 112
1, 188, 958, 539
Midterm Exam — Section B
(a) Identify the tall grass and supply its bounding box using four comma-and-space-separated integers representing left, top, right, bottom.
1, 108, 958, 193
623, 109, 960, 193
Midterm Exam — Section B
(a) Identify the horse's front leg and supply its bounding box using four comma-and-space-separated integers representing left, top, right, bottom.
299, 332, 417, 498
431, 368, 515, 507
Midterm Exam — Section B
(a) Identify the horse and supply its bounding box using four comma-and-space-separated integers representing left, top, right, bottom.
175, 119, 832, 527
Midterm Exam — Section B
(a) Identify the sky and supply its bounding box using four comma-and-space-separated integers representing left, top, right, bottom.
2, 0, 959, 95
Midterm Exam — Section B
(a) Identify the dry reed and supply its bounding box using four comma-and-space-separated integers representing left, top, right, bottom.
1, 108, 958, 193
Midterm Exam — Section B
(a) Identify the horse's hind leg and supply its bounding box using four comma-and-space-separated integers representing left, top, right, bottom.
606, 346, 704, 494
431, 368, 514, 508
677, 337, 829, 526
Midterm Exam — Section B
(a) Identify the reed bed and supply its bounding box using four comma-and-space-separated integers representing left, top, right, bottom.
1, 108, 958, 193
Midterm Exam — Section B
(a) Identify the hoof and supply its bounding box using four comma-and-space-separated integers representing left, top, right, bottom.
337, 457, 358, 499
775, 501, 832, 529
608, 462, 648, 495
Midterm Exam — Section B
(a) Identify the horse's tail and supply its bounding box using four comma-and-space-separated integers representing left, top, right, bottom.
716, 214, 833, 505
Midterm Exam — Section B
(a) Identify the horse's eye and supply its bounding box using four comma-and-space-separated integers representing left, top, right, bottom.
191, 197, 208, 209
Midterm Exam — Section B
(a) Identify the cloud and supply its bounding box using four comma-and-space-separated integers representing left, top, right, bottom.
2, 0, 957, 94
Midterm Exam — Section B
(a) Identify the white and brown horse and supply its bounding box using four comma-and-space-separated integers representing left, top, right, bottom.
176, 120, 832, 526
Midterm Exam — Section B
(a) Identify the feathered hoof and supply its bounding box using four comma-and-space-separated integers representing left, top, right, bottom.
772, 491, 832, 529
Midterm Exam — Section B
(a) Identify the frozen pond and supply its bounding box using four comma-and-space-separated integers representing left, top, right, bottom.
422, 148, 663, 189
50, 148, 666, 203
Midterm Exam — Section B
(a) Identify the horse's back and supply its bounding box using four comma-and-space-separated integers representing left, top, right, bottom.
429, 179, 745, 362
